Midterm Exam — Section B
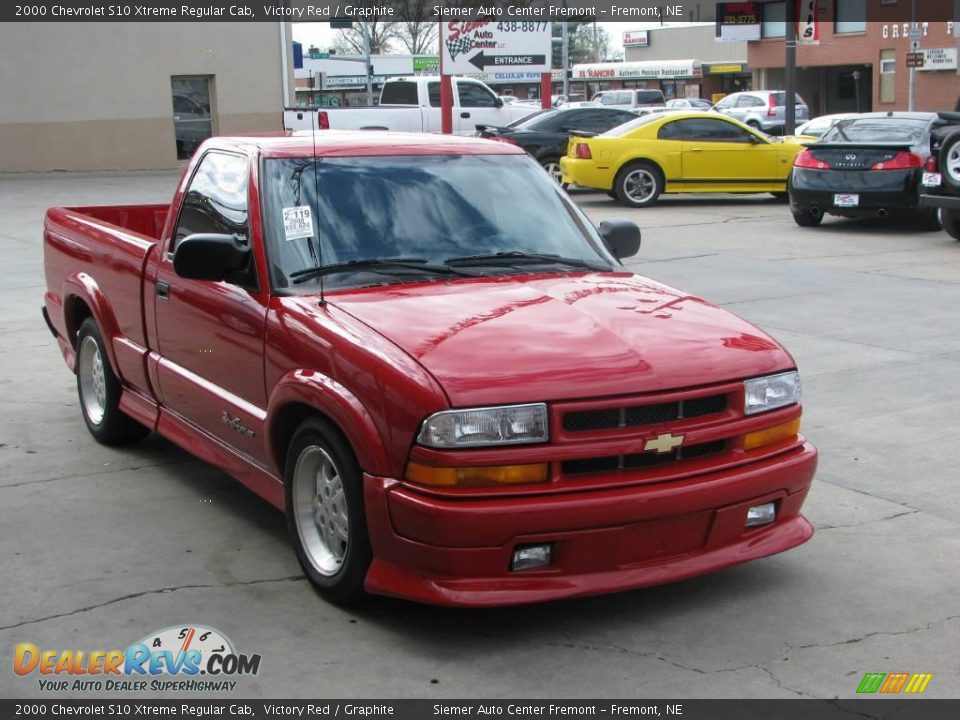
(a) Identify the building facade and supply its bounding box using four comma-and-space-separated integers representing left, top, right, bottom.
1, 23, 294, 172
747, 6, 958, 115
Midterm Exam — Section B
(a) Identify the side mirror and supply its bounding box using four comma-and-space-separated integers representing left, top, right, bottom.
598, 219, 641, 260
173, 233, 250, 281
494, 97, 504, 108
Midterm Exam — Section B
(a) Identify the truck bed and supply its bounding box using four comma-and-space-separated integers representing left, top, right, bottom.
60, 203, 170, 240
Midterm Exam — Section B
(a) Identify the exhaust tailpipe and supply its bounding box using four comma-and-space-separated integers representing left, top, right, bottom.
877, 209, 888, 218
810, 206, 823, 219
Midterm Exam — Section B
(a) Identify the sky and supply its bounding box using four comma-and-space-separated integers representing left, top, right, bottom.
291, 21, 699, 57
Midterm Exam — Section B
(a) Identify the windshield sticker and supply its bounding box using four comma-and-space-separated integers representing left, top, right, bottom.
282, 206, 314, 241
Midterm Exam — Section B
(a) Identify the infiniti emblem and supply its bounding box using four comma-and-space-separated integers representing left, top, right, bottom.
845, 153, 857, 161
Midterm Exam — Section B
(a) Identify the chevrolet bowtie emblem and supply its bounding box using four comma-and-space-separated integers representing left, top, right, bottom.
644, 433, 684, 454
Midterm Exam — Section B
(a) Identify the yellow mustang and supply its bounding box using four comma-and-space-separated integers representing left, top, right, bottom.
560, 111, 811, 207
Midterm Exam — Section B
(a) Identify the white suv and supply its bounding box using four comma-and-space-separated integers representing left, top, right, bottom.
712, 90, 809, 134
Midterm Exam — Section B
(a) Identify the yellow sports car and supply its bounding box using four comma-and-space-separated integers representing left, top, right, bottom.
560, 111, 811, 207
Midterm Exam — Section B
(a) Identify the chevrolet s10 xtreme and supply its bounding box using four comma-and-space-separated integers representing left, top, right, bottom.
42, 132, 817, 607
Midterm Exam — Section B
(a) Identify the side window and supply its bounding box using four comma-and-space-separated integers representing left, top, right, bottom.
683, 118, 756, 143
657, 120, 685, 140
173, 152, 249, 251
458, 82, 497, 108
715, 96, 736, 110
428, 82, 441, 108
738, 96, 765, 108
380, 81, 419, 105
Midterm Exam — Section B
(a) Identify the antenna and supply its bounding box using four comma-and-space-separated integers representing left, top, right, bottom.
310, 105, 326, 306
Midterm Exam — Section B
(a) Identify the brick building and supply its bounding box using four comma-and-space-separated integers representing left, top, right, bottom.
747, 7, 958, 115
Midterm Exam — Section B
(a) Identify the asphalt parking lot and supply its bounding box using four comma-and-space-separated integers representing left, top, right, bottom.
2, 171, 959, 700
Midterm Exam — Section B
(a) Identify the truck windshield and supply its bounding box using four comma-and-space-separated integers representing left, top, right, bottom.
261, 154, 615, 292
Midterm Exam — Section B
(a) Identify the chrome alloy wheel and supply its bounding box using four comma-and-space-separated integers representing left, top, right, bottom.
78, 335, 106, 426
946, 143, 960, 185
543, 161, 563, 184
292, 446, 348, 576
623, 168, 657, 203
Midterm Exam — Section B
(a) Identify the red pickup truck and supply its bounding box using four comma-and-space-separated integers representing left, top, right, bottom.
42, 131, 817, 607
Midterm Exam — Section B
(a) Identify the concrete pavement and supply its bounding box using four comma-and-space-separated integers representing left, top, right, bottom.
1, 173, 958, 699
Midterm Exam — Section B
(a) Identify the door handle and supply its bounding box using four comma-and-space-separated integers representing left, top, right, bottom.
156, 280, 170, 301
690, 147, 703, 152
460, 112, 471, 119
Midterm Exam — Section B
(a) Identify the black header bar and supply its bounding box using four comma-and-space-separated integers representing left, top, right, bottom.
3, 0, 958, 22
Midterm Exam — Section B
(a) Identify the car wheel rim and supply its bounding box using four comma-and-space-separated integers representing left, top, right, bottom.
543, 162, 563, 184
78, 336, 106, 426
292, 445, 348, 577
624, 169, 656, 203
947, 145, 960, 184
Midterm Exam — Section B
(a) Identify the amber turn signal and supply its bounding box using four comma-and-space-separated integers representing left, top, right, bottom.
743, 417, 801, 451
405, 461, 549, 487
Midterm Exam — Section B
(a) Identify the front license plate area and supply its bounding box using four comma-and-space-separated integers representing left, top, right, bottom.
834, 193, 859, 207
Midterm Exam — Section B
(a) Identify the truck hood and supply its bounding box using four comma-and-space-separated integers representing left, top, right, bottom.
327, 273, 794, 406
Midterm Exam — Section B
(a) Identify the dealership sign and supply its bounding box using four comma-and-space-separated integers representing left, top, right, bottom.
623, 30, 649, 47
797, 0, 819, 45
715, 2, 761, 42
573, 60, 701, 80
441, 21, 552, 75
920, 47, 958, 71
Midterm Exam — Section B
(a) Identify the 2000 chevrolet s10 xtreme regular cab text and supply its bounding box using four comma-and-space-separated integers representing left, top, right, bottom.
41, 131, 817, 607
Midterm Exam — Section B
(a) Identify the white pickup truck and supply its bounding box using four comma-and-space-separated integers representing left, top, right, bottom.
283, 76, 541, 135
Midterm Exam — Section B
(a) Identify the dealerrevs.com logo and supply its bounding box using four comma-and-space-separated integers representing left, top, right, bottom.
14, 625, 261, 692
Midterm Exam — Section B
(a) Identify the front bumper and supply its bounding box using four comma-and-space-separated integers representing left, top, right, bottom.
362, 442, 817, 607
790, 167, 920, 217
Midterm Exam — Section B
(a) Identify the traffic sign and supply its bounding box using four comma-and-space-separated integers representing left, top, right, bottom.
906, 52, 925, 68
441, 20, 552, 75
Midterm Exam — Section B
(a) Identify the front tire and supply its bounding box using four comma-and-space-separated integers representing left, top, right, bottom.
614, 161, 663, 207
942, 208, 960, 241
76, 318, 149, 444
285, 418, 371, 604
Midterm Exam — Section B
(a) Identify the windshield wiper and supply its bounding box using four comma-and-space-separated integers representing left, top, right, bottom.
290, 257, 475, 285
445, 251, 611, 272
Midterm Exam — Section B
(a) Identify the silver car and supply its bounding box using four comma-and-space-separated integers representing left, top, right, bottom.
712, 90, 809, 134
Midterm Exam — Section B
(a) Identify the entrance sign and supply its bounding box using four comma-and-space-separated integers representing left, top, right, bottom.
440, 21, 552, 75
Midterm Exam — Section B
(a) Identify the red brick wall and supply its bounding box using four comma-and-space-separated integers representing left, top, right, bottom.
748, 19, 959, 112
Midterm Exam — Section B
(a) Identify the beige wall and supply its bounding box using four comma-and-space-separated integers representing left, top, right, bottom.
625, 25, 747, 64
0, 22, 294, 171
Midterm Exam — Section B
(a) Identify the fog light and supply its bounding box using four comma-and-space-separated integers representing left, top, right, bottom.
746, 502, 777, 528
511, 543, 552, 571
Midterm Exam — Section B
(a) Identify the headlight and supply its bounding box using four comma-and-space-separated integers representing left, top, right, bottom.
417, 403, 549, 449
744, 371, 801, 415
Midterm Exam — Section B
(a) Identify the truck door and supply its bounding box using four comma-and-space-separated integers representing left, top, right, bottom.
152, 150, 271, 465
454, 80, 505, 135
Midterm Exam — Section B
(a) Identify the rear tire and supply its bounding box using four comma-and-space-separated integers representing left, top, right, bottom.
942, 208, 960, 241
791, 208, 823, 227
614, 161, 663, 207
76, 318, 149, 445
285, 417, 371, 605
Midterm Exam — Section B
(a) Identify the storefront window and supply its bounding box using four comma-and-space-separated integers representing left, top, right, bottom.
761, 1, 786, 38
835, 0, 867, 33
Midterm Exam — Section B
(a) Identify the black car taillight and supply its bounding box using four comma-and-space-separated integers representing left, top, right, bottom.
793, 149, 830, 169
871, 151, 922, 171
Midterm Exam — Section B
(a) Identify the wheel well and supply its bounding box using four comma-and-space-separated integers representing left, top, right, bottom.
615, 159, 665, 188
65, 297, 93, 349
270, 402, 355, 479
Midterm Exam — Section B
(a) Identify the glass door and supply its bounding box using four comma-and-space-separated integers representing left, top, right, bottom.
171, 76, 213, 160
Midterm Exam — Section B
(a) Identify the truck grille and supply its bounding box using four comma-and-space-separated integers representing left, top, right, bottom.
562, 393, 727, 433
562, 439, 727, 476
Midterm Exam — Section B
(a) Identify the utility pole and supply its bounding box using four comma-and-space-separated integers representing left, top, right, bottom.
593, 21, 600, 62
361, 19, 374, 106
784, 0, 797, 135
908, 0, 918, 111
562, 21, 570, 99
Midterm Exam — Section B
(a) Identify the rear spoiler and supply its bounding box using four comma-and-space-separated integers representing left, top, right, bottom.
809, 142, 913, 150
936, 111, 960, 122
566, 129, 598, 138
